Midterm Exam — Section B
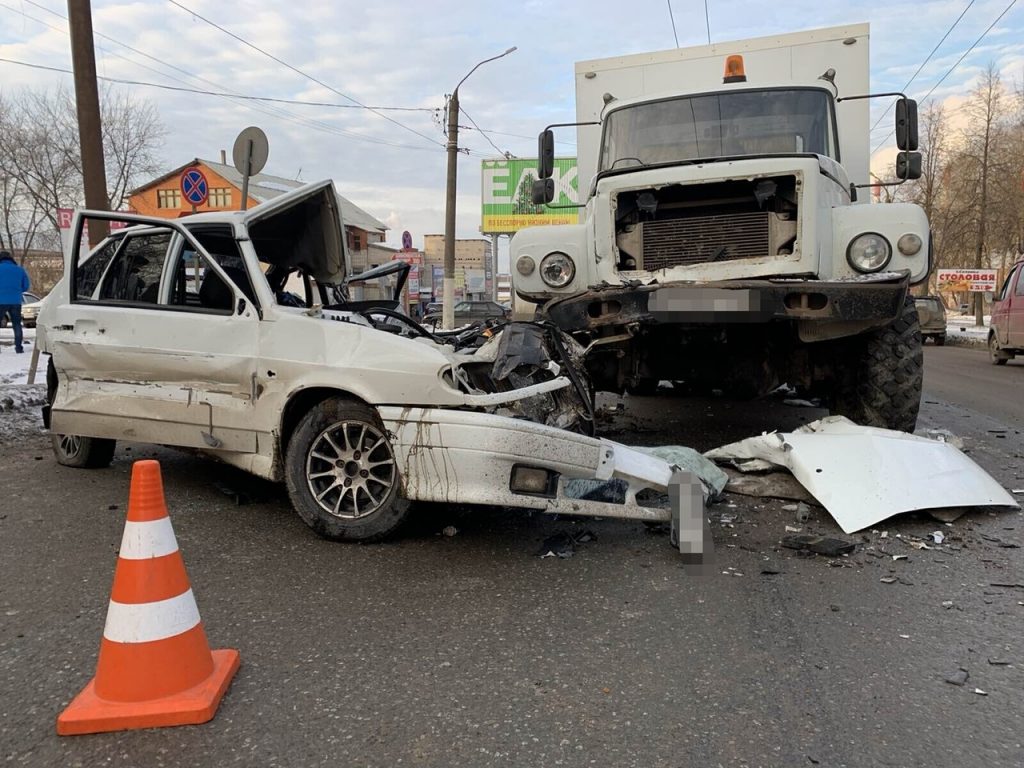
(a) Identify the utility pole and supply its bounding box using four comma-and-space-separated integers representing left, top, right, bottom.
67, 0, 109, 245
441, 47, 516, 329
442, 90, 459, 331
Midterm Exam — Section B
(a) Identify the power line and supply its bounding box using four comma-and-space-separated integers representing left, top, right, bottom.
871, 0, 1018, 154
0, 2, 442, 152
460, 106, 513, 157
869, 0, 977, 134
0, 56, 436, 112
667, 1, 679, 47
166, 0, 444, 148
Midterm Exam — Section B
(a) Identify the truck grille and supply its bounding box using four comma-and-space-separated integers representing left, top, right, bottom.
641, 212, 770, 270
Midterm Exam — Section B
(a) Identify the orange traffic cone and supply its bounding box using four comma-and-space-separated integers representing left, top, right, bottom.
57, 460, 240, 735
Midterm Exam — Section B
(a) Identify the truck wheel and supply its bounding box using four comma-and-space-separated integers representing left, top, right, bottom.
284, 397, 410, 542
46, 360, 116, 468
989, 334, 1008, 365
830, 297, 923, 432
934, 334, 946, 346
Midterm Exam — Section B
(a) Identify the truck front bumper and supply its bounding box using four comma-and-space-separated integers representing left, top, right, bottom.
541, 273, 911, 333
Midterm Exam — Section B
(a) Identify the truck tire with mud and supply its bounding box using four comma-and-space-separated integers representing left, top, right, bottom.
829, 297, 923, 433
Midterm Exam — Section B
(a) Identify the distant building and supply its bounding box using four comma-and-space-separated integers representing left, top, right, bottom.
422, 235, 493, 299
127, 157, 388, 265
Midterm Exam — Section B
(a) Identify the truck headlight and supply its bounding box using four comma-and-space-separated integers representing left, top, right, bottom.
897, 233, 922, 255
846, 233, 891, 273
540, 252, 575, 287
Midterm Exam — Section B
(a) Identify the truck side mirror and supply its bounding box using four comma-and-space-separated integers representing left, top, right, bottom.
537, 129, 555, 179
896, 151, 922, 180
896, 98, 919, 151
532, 178, 555, 205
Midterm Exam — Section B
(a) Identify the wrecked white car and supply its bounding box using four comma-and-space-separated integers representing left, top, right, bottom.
37, 181, 704, 551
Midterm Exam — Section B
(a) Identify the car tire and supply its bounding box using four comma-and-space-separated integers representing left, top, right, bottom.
989, 333, 1008, 365
830, 296, 923, 432
46, 360, 116, 468
284, 397, 410, 542
51, 433, 117, 469
934, 334, 945, 346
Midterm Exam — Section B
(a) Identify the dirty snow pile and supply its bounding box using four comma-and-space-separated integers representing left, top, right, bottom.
0, 328, 48, 441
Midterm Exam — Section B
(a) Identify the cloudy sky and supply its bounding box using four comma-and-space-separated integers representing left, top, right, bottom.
1, 0, 1022, 267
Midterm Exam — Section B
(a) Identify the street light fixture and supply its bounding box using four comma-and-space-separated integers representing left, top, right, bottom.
442, 46, 517, 330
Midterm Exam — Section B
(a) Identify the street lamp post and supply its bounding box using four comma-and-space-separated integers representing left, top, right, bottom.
442, 47, 516, 330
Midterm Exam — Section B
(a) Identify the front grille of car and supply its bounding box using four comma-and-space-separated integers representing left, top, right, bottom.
640, 211, 770, 271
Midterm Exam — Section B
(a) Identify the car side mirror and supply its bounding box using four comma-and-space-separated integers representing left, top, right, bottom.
236, 297, 247, 315
532, 178, 555, 205
537, 129, 555, 179
896, 98, 919, 151
896, 151, 922, 180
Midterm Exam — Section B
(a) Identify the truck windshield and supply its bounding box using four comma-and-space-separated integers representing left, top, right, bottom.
600, 88, 835, 171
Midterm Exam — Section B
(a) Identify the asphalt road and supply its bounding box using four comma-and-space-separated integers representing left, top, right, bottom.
1, 346, 1022, 767
922, 343, 1024, 426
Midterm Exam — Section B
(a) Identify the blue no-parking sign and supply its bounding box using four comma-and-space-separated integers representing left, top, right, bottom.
180, 169, 209, 206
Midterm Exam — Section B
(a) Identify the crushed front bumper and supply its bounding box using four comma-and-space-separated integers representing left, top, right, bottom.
542, 274, 911, 333
379, 407, 707, 557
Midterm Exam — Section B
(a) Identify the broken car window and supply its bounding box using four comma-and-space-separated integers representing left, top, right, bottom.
75, 238, 119, 301
95, 232, 172, 305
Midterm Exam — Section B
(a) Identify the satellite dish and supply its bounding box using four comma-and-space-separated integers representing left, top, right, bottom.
232, 126, 269, 176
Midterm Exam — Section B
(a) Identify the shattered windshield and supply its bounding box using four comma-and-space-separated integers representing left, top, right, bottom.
600, 88, 836, 171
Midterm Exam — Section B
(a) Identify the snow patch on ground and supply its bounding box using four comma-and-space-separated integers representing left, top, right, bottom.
0, 327, 49, 441
944, 314, 990, 347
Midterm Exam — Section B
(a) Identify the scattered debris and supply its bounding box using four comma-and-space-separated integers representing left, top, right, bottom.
973, 688, 988, 696
537, 529, 596, 559
945, 668, 969, 686
987, 658, 1011, 666
705, 416, 1020, 533
782, 398, 818, 408
781, 534, 856, 557
784, 525, 803, 533
941, 600, 955, 609
928, 507, 968, 524
928, 531, 945, 545
442, 526, 458, 537
990, 583, 1024, 589
923, 428, 965, 450
723, 470, 817, 503
880, 577, 898, 584
892, 554, 908, 561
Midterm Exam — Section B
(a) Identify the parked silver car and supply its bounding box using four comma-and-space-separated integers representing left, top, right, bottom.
915, 296, 946, 345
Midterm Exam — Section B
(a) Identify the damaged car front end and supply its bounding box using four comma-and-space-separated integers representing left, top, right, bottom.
36, 181, 706, 556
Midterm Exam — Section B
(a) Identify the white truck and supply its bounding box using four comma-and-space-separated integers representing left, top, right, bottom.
511, 24, 930, 431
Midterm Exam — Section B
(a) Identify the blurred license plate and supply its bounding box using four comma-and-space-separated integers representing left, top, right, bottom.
649, 288, 756, 315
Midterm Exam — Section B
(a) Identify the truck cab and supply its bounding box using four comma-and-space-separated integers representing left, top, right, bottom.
511, 25, 930, 432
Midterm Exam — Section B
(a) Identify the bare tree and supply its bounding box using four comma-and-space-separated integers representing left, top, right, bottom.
0, 85, 164, 261
960, 65, 1004, 325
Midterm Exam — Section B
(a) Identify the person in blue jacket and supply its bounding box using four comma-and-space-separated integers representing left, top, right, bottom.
0, 250, 31, 353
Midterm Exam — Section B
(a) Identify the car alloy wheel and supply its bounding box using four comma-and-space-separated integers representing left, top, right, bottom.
305, 420, 398, 520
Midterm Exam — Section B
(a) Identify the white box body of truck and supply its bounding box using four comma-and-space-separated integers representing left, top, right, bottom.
510, 23, 930, 432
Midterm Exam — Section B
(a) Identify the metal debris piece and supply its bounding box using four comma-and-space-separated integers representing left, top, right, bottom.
945, 668, 969, 686
781, 534, 856, 557
706, 416, 1019, 533
928, 531, 945, 545
880, 577, 898, 584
